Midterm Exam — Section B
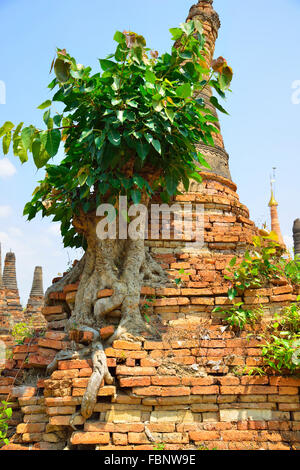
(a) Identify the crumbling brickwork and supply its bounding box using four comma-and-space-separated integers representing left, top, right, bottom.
0, 1, 298, 452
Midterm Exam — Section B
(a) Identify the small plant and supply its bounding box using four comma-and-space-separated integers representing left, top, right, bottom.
225, 232, 284, 300
197, 444, 218, 450
174, 268, 191, 287
281, 255, 300, 285
142, 295, 155, 323
153, 442, 165, 450
243, 366, 266, 376
261, 334, 300, 373
273, 303, 300, 334
214, 303, 262, 331
256, 303, 300, 373
5, 349, 13, 360
0, 401, 12, 447
11, 321, 34, 344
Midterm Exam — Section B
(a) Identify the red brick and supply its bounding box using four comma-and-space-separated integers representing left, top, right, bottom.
220, 386, 277, 395
191, 386, 219, 395
42, 305, 64, 315
221, 430, 257, 441
100, 326, 115, 340
113, 340, 141, 350
97, 289, 114, 298
119, 377, 151, 387
70, 432, 110, 445
133, 386, 162, 396
116, 366, 156, 376
160, 387, 190, 396
189, 431, 220, 441
218, 377, 240, 386
269, 377, 300, 387
278, 387, 299, 395
182, 377, 215, 386
58, 360, 91, 370
151, 376, 181, 386
63, 283, 79, 293
140, 286, 156, 295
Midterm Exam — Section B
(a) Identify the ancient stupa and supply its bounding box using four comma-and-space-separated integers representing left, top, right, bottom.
0, 244, 46, 339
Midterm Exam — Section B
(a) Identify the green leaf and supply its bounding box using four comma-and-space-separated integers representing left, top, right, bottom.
196, 153, 211, 169
152, 139, 161, 154
99, 59, 117, 72
95, 134, 105, 150
152, 100, 163, 113
21, 127, 34, 150
165, 108, 175, 123
126, 100, 138, 108
0, 121, 14, 138
52, 114, 61, 126
4, 407, 12, 418
79, 129, 93, 143
117, 110, 125, 123
180, 21, 194, 36
194, 19, 203, 34
152, 100, 163, 112
113, 31, 126, 44
13, 122, 24, 139
169, 27, 184, 41
37, 100, 52, 110
32, 138, 51, 168
228, 287, 238, 301
108, 128, 121, 146
166, 174, 178, 196
78, 172, 88, 186
176, 83, 192, 99
136, 140, 150, 161
124, 110, 135, 122
112, 77, 121, 91
2, 132, 12, 155
179, 51, 193, 60
145, 70, 157, 84
210, 96, 229, 115
54, 58, 70, 83
40, 129, 61, 158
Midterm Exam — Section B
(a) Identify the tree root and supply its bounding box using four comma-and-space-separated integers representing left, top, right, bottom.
45, 235, 169, 423
81, 342, 114, 420
46, 327, 113, 426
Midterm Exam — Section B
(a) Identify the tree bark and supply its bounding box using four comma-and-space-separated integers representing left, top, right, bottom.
46, 204, 168, 420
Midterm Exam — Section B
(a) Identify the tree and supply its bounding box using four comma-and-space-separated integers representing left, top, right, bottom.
0, 21, 232, 419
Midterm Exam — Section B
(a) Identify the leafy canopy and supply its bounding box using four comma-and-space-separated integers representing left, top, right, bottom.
0, 21, 232, 249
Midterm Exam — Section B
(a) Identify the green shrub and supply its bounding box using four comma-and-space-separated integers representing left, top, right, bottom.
214, 303, 262, 331
0, 401, 12, 447
225, 233, 286, 300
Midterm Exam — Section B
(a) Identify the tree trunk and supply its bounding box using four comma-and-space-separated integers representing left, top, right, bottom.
46, 205, 167, 420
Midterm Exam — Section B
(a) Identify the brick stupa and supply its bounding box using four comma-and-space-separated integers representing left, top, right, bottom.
1, 0, 300, 452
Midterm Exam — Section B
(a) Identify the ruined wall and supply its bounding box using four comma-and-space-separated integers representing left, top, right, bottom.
1, 1, 298, 452
1, 320, 300, 451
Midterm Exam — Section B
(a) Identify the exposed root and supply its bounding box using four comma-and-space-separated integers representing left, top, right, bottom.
81, 342, 113, 420
47, 327, 114, 424
141, 250, 169, 287
46, 212, 170, 421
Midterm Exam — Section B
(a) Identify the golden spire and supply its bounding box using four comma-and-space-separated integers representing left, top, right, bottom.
268, 168, 285, 247
268, 186, 278, 207
268, 168, 278, 207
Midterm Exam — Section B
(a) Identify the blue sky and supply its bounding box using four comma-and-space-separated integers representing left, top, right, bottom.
0, 0, 299, 304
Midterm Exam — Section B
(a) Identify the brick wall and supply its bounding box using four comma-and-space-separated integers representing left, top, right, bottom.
1, 323, 300, 451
